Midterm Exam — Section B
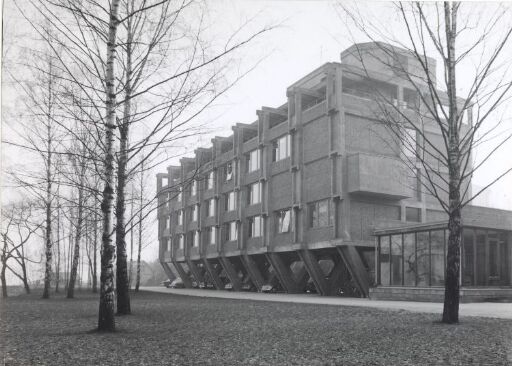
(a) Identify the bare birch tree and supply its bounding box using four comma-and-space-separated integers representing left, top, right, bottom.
1, 201, 42, 297
339, 1, 512, 323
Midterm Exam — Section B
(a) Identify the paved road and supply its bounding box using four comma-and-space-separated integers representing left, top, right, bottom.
142, 286, 512, 319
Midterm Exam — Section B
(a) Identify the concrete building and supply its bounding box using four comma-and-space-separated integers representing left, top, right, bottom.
157, 42, 512, 301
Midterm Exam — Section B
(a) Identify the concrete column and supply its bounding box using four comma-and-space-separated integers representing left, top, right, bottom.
265, 252, 300, 293
219, 257, 242, 291
202, 258, 224, 290
186, 258, 204, 283
299, 249, 330, 296
172, 261, 193, 288
337, 246, 370, 297
241, 254, 265, 291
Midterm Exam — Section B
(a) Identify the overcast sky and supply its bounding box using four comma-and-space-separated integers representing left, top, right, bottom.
2, 1, 512, 266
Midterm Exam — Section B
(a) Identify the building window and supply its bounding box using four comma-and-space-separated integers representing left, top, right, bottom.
164, 215, 170, 230
247, 149, 260, 172
405, 207, 421, 222
207, 226, 217, 245
402, 128, 417, 159
207, 171, 214, 190
224, 162, 234, 182
226, 221, 237, 241
192, 230, 200, 248
192, 204, 199, 222
177, 210, 183, 225
178, 234, 184, 250
272, 135, 290, 162
177, 186, 182, 202
166, 238, 172, 252
276, 209, 291, 233
248, 215, 263, 238
207, 198, 216, 217
191, 180, 198, 196
309, 199, 332, 228
225, 191, 236, 211
248, 182, 261, 205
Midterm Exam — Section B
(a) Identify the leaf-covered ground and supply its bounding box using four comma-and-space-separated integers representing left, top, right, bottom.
1, 290, 511, 365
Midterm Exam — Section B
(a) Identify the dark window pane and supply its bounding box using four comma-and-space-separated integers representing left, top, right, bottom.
390, 235, 402, 285
403, 233, 415, 286
405, 207, 421, 222
430, 230, 445, 286
462, 229, 475, 286
379, 237, 390, 286
416, 231, 429, 286
318, 201, 329, 226
476, 230, 486, 285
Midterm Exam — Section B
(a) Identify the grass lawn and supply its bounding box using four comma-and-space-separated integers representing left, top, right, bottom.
1, 290, 511, 365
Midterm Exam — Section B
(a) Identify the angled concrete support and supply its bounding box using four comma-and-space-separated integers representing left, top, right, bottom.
337, 246, 370, 297
292, 262, 310, 292
160, 261, 176, 281
326, 254, 350, 296
202, 259, 224, 290
299, 249, 330, 296
266, 253, 301, 293
186, 259, 205, 283
241, 254, 266, 291
172, 261, 193, 288
219, 257, 243, 291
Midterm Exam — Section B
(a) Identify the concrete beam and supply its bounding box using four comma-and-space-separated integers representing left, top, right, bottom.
172, 261, 193, 288
265, 253, 301, 293
337, 246, 370, 297
202, 259, 224, 290
293, 262, 310, 292
160, 261, 176, 281
242, 255, 266, 291
186, 259, 205, 283
326, 255, 350, 296
219, 257, 243, 291
299, 250, 330, 296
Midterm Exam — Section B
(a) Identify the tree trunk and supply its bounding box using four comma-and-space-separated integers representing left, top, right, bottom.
19, 246, 30, 294
42, 63, 53, 300
92, 208, 98, 293
98, 0, 121, 332
115, 127, 131, 314
67, 180, 84, 298
129, 187, 134, 290
55, 198, 61, 293
135, 160, 144, 292
442, 2, 461, 324
1, 262, 7, 298
115, 16, 133, 314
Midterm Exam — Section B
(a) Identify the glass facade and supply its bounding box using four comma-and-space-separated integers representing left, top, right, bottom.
377, 227, 511, 287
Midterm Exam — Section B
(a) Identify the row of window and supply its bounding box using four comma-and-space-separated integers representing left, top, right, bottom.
166, 210, 290, 251
172, 183, 264, 226
164, 200, 421, 232
173, 135, 291, 202
165, 198, 335, 239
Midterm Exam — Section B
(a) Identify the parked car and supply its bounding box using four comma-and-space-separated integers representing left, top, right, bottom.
241, 283, 256, 292
161, 279, 172, 288
261, 284, 275, 293
169, 278, 185, 288
199, 281, 215, 289
224, 282, 233, 291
